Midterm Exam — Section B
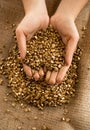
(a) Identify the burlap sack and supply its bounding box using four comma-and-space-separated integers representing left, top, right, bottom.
0, 0, 90, 130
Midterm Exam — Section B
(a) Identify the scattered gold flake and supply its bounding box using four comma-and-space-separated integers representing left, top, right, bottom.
34, 116, 38, 120
31, 127, 37, 130
17, 126, 22, 130
0, 78, 3, 85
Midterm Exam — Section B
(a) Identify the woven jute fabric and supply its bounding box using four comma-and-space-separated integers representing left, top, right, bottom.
67, 15, 90, 130
0, 0, 90, 130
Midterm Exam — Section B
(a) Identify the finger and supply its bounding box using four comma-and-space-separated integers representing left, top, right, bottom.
45, 71, 51, 83
65, 38, 78, 66
56, 66, 69, 84
39, 68, 44, 78
23, 64, 32, 78
48, 71, 58, 85
33, 71, 40, 81
16, 28, 26, 59
32, 69, 35, 75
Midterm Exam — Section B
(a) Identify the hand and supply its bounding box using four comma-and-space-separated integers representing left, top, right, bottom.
45, 14, 79, 85
45, 0, 88, 85
16, 0, 49, 80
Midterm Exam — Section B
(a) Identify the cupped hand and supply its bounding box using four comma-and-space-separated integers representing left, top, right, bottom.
16, 3, 49, 81
46, 14, 79, 85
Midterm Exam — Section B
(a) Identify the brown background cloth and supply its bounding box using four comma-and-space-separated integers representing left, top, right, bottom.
0, 0, 90, 130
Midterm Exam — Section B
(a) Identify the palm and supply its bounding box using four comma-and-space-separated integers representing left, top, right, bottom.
16, 12, 49, 80
45, 16, 79, 85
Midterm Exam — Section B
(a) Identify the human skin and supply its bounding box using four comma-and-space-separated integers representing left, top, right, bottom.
16, 0, 88, 83
16, 0, 49, 81
45, 0, 88, 84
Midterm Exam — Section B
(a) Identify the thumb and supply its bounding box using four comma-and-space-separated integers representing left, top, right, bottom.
16, 28, 26, 59
65, 38, 78, 67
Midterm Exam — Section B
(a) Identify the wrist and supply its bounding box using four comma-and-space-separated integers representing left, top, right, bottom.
55, 0, 88, 21
22, 0, 47, 15
55, 6, 77, 21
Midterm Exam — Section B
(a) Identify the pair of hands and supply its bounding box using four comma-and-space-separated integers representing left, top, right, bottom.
16, 0, 79, 85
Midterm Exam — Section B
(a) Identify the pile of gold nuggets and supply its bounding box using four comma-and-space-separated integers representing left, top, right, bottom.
1, 26, 82, 109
